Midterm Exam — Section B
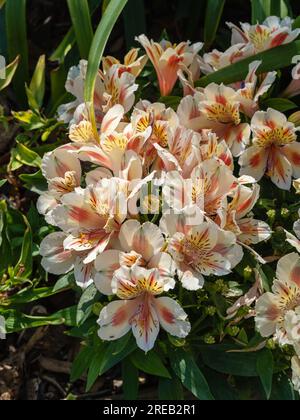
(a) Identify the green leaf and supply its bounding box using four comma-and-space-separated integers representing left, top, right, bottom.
76, 284, 98, 325
5, 0, 29, 106
0, 56, 19, 91
171, 349, 214, 400
0, 179, 7, 188
122, 358, 139, 400
50, 0, 101, 63
251, 0, 271, 23
67, 0, 94, 59
262, 98, 297, 112
13, 214, 32, 279
86, 336, 137, 391
4, 306, 77, 333
158, 376, 184, 400
197, 41, 300, 88
19, 170, 47, 195
201, 344, 261, 377
71, 345, 95, 382
26, 55, 46, 110
0, 201, 12, 274
122, 0, 146, 49
257, 349, 274, 400
130, 349, 171, 379
270, 0, 289, 17
270, 374, 296, 400
204, 0, 225, 50
9, 142, 42, 171
85, 0, 128, 132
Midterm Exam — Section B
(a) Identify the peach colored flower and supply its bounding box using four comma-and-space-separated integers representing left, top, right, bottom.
255, 253, 300, 344
136, 35, 202, 96
239, 108, 300, 190
94, 220, 175, 295
98, 266, 190, 352
103, 48, 148, 77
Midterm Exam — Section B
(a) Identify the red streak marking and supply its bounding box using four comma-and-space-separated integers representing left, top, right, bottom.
112, 308, 126, 326
161, 307, 174, 324
250, 153, 261, 168
271, 33, 288, 48
291, 266, 300, 287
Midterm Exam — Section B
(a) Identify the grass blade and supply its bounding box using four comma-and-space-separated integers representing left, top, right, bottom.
26, 55, 46, 110
67, 0, 94, 59
204, 0, 226, 50
5, 0, 29, 106
197, 40, 300, 87
251, 0, 271, 23
85, 0, 128, 133
123, 0, 146, 49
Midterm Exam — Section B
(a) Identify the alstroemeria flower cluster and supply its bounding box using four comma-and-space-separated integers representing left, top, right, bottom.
37, 20, 300, 390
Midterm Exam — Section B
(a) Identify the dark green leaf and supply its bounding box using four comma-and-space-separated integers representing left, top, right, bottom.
201, 344, 262, 377
197, 41, 300, 88
262, 98, 297, 112
76, 284, 98, 325
171, 349, 214, 400
0, 56, 19, 91
204, 0, 225, 50
71, 345, 95, 382
158, 376, 184, 400
5, 0, 29, 105
130, 349, 171, 379
67, 0, 94, 59
257, 349, 274, 400
122, 358, 139, 400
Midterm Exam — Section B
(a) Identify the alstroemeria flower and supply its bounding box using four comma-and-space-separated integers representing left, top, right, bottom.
282, 55, 300, 98
37, 149, 82, 225
98, 266, 191, 352
177, 83, 251, 156
217, 184, 272, 246
94, 220, 175, 295
57, 60, 86, 124
239, 108, 300, 190
255, 253, 300, 344
136, 35, 202, 97
292, 356, 300, 394
153, 125, 201, 178
162, 158, 236, 216
234, 61, 276, 117
103, 48, 148, 77
160, 210, 242, 290
201, 43, 253, 73
228, 16, 300, 53
40, 232, 96, 288
52, 178, 135, 264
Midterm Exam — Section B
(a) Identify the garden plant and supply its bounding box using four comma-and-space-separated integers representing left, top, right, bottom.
1, 0, 300, 401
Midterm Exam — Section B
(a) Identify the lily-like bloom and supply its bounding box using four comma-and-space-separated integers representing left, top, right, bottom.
94, 220, 175, 295
255, 253, 300, 345
239, 108, 300, 190
292, 356, 300, 394
40, 232, 96, 288
136, 35, 202, 96
160, 210, 242, 290
228, 16, 300, 53
52, 178, 135, 264
201, 43, 253, 73
217, 184, 272, 246
234, 61, 276, 117
162, 158, 236, 216
98, 266, 191, 352
103, 48, 148, 77
37, 149, 82, 225
189, 83, 251, 156
282, 55, 300, 98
